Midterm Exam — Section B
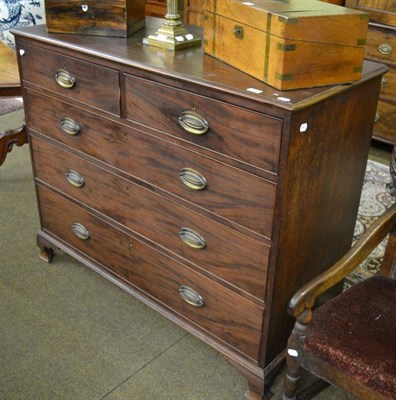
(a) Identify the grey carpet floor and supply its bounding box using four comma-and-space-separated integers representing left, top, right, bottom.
2, 114, 384, 399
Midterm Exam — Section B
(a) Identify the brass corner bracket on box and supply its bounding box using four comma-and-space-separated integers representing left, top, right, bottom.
143, 0, 201, 50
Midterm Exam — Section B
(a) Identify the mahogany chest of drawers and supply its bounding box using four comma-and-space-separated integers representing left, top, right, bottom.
346, 0, 396, 144
13, 19, 386, 400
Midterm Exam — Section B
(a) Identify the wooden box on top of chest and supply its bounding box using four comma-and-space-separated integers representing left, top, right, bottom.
44, 0, 146, 37
204, 0, 369, 90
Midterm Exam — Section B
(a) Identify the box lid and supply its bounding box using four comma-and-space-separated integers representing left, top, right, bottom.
205, 0, 369, 47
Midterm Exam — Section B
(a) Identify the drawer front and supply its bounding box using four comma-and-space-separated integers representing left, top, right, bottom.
379, 67, 396, 103
19, 43, 120, 115
365, 28, 396, 65
373, 100, 396, 143
31, 137, 270, 299
37, 185, 264, 360
25, 90, 276, 236
344, 1, 396, 26
125, 75, 282, 174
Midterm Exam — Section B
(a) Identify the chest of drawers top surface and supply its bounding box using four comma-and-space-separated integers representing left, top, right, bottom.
12, 19, 387, 112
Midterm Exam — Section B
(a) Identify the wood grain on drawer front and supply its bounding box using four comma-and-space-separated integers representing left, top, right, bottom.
18, 43, 120, 115
26, 90, 275, 236
373, 99, 396, 143
125, 75, 282, 174
365, 27, 396, 65
31, 137, 270, 300
37, 185, 263, 360
379, 67, 396, 103
344, 1, 396, 26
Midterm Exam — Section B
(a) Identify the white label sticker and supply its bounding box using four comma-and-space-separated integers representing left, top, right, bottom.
176, 36, 184, 42
185, 34, 194, 40
300, 123, 308, 132
288, 349, 299, 357
19, 49, 25, 56
246, 88, 263, 94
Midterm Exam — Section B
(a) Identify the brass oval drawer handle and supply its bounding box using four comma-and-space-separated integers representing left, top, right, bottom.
378, 43, 392, 55
66, 169, 85, 188
179, 227, 206, 249
178, 110, 209, 135
179, 168, 207, 191
71, 222, 90, 240
60, 117, 80, 136
179, 285, 205, 307
55, 68, 75, 89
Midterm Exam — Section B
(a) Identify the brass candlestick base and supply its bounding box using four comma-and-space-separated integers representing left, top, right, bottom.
143, 0, 201, 50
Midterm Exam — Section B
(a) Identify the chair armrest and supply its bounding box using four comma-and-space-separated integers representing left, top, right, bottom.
288, 202, 396, 322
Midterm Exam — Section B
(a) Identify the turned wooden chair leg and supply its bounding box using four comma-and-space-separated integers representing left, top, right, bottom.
283, 321, 305, 400
283, 353, 300, 400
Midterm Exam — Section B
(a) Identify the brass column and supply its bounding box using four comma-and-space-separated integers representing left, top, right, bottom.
143, 0, 201, 50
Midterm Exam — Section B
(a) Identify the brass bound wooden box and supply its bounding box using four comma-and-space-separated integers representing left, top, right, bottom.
204, 0, 369, 90
45, 0, 146, 37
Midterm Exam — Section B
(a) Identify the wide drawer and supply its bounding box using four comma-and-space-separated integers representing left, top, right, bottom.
344, 1, 396, 26
373, 99, 396, 144
125, 75, 282, 174
365, 27, 396, 65
379, 66, 396, 103
25, 90, 276, 236
18, 43, 120, 115
31, 137, 270, 299
37, 185, 264, 360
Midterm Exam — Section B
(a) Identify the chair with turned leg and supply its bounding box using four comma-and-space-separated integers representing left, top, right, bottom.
283, 146, 396, 400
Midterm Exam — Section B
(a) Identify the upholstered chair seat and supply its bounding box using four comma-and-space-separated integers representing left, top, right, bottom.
304, 275, 396, 399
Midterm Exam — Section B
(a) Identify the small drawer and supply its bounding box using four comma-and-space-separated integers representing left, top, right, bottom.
37, 185, 264, 360
18, 43, 120, 115
379, 67, 396, 103
125, 75, 282, 174
373, 100, 396, 144
26, 90, 276, 236
31, 137, 270, 300
365, 28, 396, 65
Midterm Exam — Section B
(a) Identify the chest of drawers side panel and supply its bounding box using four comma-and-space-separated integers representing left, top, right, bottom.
263, 75, 383, 365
